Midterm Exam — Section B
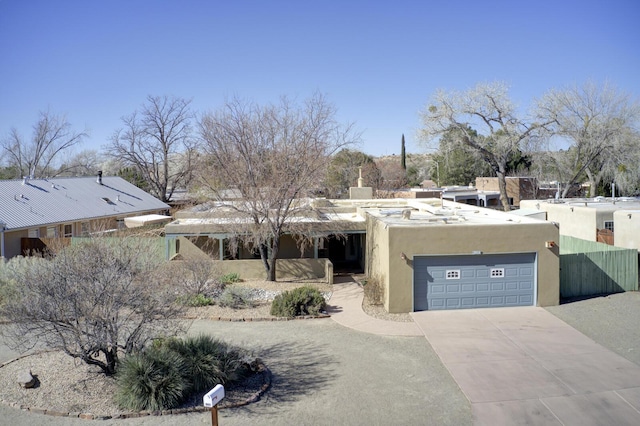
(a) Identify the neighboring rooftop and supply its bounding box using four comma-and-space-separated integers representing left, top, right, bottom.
0, 176, 170, 230
359, 199, 540, 226
168, 197, 540, 234
525, 197, 640, 212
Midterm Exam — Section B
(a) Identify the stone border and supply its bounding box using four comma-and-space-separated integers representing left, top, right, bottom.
0, 355, 272, 421
189, 313, 332, 322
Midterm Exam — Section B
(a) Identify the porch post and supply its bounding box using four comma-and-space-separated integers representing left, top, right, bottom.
313, 237, 319, 259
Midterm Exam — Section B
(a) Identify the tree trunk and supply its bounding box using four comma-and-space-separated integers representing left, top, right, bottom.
259, 243, 270, 275
585, 168, 604, 197
105, 349, 117, 376
496, 169, 511, 212
266, 237, 280, 281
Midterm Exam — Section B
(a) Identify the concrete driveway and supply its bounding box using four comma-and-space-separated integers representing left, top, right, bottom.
0, 319, 471, 426
412, 307, 640, 425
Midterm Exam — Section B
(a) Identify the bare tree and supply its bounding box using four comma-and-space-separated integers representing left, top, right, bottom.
375, 157, 409, 191
198, 94, 358, 281
0, 238, 187, 375
535, 81, 640, 197
419, 82, 549, 211
107, 95, 197, 202
1, 110, 87, 178
55, 149, 104, 176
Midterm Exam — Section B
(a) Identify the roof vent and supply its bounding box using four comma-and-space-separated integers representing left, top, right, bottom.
97, 170, 103, 185
22, 176, 28, 185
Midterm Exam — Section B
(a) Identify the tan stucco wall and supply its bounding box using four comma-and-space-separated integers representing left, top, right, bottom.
520, 201, 598, 241
614, 210, 640, 251
278, 235, 314, 258
209, 258, 331, 282
367, 216, 560, 313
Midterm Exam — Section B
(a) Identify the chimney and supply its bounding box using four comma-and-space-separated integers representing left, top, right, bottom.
97, 170, 103, 185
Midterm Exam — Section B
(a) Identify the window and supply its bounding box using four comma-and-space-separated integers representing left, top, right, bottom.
63, 224, 73, 237
81, 222, 90, 236
446, 270, 460, 279
46, 226, 57, 238
490, 268, 505, 278
604, 221, 614, 232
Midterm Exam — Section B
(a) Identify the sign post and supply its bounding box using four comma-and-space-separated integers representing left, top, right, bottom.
203, 384, 225, 426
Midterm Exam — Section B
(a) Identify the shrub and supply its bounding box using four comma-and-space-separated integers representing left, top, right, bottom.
270, 286, 326, 318
168, 259, 225, 300
0, 256, 46, 306
115, 347, 187, 411
117, 335, 252, 411
363, 276, 384, 306
220, 272, 242, 285
176, 293, 214, 307
217, 286, 255, 309
165, 335, 225, 393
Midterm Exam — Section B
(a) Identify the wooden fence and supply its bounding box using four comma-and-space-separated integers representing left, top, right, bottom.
559, 236, 638, 299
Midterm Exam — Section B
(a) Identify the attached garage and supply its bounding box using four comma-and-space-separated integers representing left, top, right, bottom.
413, 253, 536, 311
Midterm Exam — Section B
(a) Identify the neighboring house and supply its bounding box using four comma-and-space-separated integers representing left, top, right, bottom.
167, 197, 559, 313
440, 186, 501, 207
475, 177, 537, 207
378, 186, 502, 208
520, 197, 640, 250
0, 173, 170, 259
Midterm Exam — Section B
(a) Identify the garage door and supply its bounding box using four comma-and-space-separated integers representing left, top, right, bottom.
414, 253, 536, 311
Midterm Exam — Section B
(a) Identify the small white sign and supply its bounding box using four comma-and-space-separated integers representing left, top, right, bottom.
203, 384, 225, 408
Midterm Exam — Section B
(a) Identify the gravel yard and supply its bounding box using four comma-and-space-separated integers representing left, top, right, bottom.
0, 278, 338, 418
545, 291, 640, 366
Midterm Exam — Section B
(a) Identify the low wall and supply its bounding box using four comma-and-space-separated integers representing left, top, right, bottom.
209, 258, 333, 283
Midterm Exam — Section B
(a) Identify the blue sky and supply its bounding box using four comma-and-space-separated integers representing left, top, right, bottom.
1, 0, 638, 157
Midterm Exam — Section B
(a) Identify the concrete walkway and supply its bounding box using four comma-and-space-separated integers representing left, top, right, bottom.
412, 307, 640, 425
326, 279, 422, 336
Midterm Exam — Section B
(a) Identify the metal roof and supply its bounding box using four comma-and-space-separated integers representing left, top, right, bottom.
0, 176, 170, 231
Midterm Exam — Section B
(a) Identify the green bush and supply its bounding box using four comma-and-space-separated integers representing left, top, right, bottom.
116, 335, 252, 411
217, 286, 255, 309
165, 335, 231, 392
176, 293, 214, 307
220, 272, 242, 285
270, 286, 326, 318
115, 347, 187, 411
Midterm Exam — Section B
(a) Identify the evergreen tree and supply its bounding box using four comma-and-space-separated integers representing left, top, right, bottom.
400, 134, 407, 170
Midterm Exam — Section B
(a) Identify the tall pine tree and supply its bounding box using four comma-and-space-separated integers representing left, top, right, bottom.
400, 134, 407, 170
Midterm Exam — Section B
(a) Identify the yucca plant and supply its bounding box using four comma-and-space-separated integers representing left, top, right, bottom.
165, 335, 229, 393
115, 347, 187, 411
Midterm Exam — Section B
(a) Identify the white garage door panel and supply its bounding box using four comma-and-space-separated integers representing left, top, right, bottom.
414, 253, 536, 311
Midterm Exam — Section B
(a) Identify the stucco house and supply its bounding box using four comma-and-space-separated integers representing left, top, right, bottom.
0, 173, 171, 259
167, 197, 559, 313
520, 197, 640, 251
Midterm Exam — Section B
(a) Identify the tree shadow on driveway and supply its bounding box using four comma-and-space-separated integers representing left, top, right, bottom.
228, 339, 339, 417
